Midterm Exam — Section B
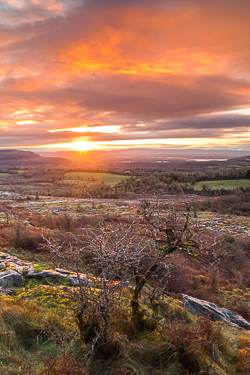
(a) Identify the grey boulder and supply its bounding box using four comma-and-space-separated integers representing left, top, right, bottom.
0, 269, 24, 287
183, 294, 250, 330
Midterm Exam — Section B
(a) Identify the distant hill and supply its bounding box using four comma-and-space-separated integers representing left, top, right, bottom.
39, 148, 250, 160
0, 149, 70, 167
1, 149, 250, 170
227, 156, 250, 165
0, 149, 41, 160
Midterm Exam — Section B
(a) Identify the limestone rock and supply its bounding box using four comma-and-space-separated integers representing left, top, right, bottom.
27, 265, 35, 276
27, 267, 65, 278
183, 294, 250, 330
0, 269, 24, 287
8, 262, 25, 274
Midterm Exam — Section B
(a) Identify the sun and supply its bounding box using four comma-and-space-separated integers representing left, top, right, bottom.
71, 141, 95, 152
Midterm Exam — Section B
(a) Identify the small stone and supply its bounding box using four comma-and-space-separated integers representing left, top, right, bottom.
0, 287, 14, 295
70, 274, 88, 286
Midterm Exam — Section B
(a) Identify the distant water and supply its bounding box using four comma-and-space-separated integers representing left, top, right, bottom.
157, 158, 228, 162
187, 159, 228, 162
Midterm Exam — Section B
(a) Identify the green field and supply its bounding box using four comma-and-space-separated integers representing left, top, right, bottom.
37, 182, 53, 185
194, 179, 250, 190
16, 169, 26, 174
0, 170, 25, 177
62, 172, 130, 185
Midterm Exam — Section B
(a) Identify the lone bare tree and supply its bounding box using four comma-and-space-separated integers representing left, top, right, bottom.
42, 201, 224, 354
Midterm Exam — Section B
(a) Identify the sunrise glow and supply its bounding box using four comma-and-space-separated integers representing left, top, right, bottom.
71, 141, 96, 152
39, 140, 96, 152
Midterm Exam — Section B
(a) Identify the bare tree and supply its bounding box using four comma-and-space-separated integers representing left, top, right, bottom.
130, 201, 225, 329
42, 201, 225, 354
41, 221, 152, 356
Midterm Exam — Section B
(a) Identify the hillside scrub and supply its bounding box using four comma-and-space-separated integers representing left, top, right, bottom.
1, 165, 250, 199
193, 191, 250, 216
40, 203, 229, 353
1, 198, 250, 373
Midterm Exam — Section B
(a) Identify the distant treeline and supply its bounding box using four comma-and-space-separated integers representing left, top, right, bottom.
1, 166, 250, 203
114, 167, 250, 195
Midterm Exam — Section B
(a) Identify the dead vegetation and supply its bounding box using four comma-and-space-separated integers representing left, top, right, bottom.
0, 195, 250, 374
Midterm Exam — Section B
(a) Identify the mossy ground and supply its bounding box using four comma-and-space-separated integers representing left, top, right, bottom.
1, 280, 250, 374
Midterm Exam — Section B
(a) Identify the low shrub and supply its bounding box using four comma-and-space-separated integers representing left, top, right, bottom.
11, 223, 42, 251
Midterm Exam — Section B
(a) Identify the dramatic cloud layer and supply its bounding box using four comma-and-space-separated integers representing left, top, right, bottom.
0, 0, 250, 150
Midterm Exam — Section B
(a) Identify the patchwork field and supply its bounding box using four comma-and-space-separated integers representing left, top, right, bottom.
0, 161, 250, 374
61, 172, 130, 185
194, 179, 250, 190
0, 170, 26, 179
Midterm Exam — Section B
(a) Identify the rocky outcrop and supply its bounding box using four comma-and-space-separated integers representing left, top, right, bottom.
0, 251, 128, 294
0, 252, 33, 274
27, 265, 66, 279
27, 265, 88, 285
183, 294, 250, 330
0, 251, 90, 291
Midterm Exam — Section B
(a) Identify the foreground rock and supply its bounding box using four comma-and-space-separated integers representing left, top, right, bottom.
27, 265, 65, 279
0, 269, 24, 287
27, 265, 88, 285
183, 294, 250, 330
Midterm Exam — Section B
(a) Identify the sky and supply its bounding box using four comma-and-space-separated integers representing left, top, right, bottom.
0, 0, 250, 152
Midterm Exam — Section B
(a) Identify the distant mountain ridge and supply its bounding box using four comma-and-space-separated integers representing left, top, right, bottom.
0, 149, 69, 167
0, 149, 41, 160
1, 149, 250, 169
